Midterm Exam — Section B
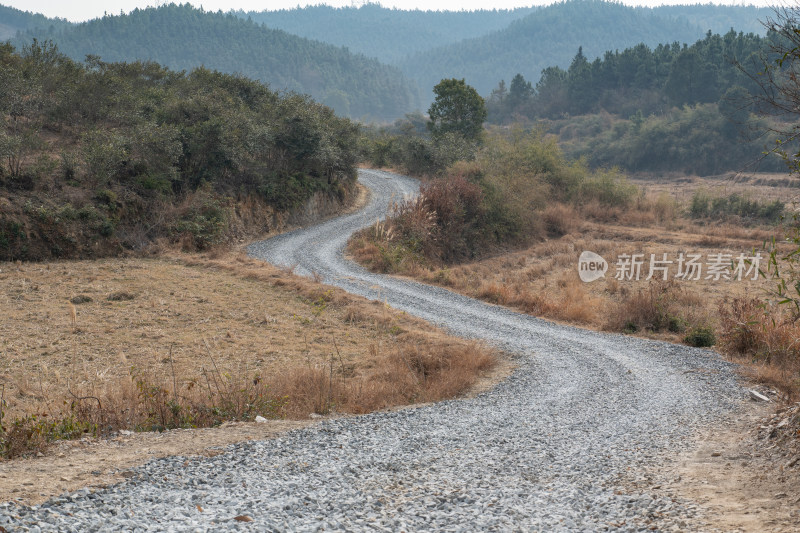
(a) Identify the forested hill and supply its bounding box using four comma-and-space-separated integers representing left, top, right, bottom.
1, 1, 776, 120
10, 4, 418, 121
241, 4, 537, 65
0, 4, 72, 40
397, 0, 750, 105
652, 4, 772, 36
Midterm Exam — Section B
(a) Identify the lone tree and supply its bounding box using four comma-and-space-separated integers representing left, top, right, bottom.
427, 78, 487, 142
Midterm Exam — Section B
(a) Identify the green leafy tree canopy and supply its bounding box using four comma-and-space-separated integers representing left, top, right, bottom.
427, 78, 487, 142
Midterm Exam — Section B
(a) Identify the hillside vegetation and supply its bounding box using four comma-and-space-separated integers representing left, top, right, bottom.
487, 30, 784, 174
0, 40, 359, 261
1, 1, 777, 120
399, 0, 717, 104
241, 2, 772, 108
10, 4, 418, 121
242, 3, 536, 65
0, 4, 72, 41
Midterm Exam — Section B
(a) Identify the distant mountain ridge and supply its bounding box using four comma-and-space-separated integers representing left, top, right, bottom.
241, 4, 538, 64
0, 4, 72, 40
397, 0, 766, 105
238, 1, 774, 106
0, 1, 777, 120
652, 4, 772, 36
7, 4, 418, 121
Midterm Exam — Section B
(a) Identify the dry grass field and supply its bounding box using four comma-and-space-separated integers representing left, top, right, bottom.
412, 220, 775, 333
629, 171, 800, 205
0, 252, 498, 458
349, 172, 800, 395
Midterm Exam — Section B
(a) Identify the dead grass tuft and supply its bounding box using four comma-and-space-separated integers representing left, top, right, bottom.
348, 235, 397, 273
542, 203, 580, 237
273, 339, 496, 417
719, 297, 800, 398
606, 280, 708, 336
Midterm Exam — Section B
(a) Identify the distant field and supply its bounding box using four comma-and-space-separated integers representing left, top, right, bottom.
630, 172, 800, 205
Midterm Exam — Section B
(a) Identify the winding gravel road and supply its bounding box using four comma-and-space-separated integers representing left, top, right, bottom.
2, 169, 745, 531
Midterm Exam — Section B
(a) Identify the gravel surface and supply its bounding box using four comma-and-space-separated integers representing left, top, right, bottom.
2, 169, 745, 531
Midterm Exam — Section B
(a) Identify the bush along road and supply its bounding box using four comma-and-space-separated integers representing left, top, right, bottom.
2, 169, 746, 531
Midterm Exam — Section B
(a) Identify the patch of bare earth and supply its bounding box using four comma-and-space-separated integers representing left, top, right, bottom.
0, 245, 504, 505
672, 397, 800, 532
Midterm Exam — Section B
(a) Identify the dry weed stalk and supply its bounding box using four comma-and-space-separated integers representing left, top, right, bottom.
69, 302, 77, 331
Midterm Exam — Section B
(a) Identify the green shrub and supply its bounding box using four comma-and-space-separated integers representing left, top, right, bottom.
77, 205, 102, 220
0, 220, 24, 252
684, 326, 716, 347
95, 188, 118, 207
31, 154, 57, 179
137, 175, 172, 194
0, 413, 97, 459
578, 169, 638, 207
82, 130, 129, 183
60, 150, 79, 180
258, 172, 322, 210
668, 316, 688, 333
98, 219, 115, 237
174, 192, 229, 250
689, 190, 783, 223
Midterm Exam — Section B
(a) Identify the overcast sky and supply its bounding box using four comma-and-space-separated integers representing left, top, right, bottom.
3, 1, 779, 23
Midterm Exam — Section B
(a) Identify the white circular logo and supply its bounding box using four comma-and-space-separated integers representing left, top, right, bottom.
578, 251, 607, 282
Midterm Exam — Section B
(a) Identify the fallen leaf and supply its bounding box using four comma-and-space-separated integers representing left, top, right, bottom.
196, 505, 203, 513
234, 515, 253, 522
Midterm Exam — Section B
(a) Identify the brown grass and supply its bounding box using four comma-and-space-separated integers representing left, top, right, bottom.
718, 297, 800, 398
274, 339, 494, 416
605, 280, 709, 334
0, 252, 497, 458
542, 203, 580, 237
348, 176, 786, 349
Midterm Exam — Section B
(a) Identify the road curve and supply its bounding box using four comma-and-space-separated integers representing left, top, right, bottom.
248, 169, 744, 528
2, 169, 744, 531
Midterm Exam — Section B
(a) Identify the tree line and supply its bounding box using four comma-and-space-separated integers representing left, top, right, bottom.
398, 0, 722, 107
489, 29, 768, 120
486, 30, 786, 174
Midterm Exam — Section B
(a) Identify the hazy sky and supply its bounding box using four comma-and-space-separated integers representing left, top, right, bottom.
3, 1, 779, 23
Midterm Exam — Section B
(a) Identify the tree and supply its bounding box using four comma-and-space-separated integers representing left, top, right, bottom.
717, 85, 750, 139
747, 6, 800, 312
427, 78, 487, 142
567, 47, 594, 114
664, 48, 717, 106
534, 66, 568, 118
750, 7, 800, 172
507, 73, 533, 114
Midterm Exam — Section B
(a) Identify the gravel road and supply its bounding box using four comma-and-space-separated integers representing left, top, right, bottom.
2, 169, 745, 531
